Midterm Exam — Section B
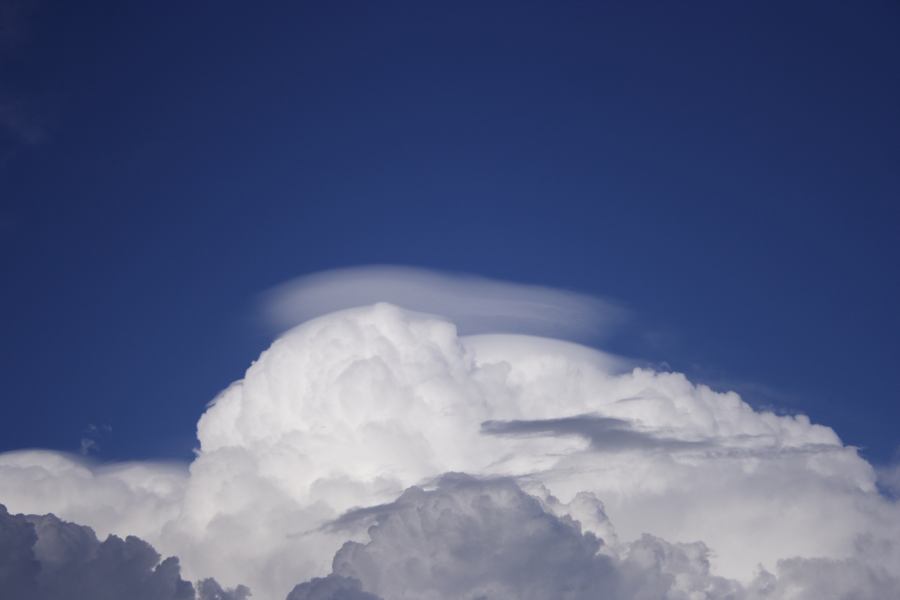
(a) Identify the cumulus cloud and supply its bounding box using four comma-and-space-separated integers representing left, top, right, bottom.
0, 503, 39, 597
0, 503, 254, 599
326, 474, 622, 600
751, 555, 900, 600
260, 265, 628, 341
196, 578, 252, 600
285, 576, 381, 600
295, 475, 900, 600
1, 288, 899, 598
0, 503, 198, 599
0, 450, 187, 543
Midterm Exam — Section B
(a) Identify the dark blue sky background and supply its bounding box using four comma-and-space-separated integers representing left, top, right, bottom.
1, 2, 898, 463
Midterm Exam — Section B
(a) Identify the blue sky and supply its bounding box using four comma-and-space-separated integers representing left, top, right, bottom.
1, 0, 898, 467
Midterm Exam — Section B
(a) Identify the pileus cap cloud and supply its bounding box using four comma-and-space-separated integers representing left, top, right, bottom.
260, 265, 628, 340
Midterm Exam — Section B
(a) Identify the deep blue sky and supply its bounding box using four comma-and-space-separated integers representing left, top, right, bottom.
1, 2, 898, 464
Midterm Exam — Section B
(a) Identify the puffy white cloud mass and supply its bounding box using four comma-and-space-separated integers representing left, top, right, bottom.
2, 301, 899, 599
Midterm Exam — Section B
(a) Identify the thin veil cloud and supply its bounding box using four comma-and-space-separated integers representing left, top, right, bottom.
260, 265, 629, 341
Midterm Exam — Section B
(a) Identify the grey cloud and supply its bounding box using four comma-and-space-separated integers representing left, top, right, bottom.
318, 500, 404, 535
0, 503, 40, 598
322, 474, 528, 535
330, 475, 616, 600
0, 503, 194, 600
296, 474, 742, 600
480, 414, 847, 461
196, 578, 252, 600
285, 475, 900, 600
285, 575, 382, 600
0, 504, 248, 600
481, 414, 709, 453
260, 265, 628, 341
751, 556, 900, 600
5, 474, 897, 600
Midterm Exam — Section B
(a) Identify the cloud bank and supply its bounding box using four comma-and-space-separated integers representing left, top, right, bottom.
289, 474, 900, 600
0, 503, 248, 600
1, 272, 898, 598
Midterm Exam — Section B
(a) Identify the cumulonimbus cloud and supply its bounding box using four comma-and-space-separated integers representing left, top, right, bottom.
1, 269, 898, 599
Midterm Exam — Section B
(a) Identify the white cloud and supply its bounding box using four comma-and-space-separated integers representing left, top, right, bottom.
0, 451, 186, 542
259, 265, 628, 341
1, 289, 898, 598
